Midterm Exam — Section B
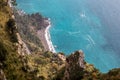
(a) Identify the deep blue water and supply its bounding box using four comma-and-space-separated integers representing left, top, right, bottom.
16, 0, 120, 72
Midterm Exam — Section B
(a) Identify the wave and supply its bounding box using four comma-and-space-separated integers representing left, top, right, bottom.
68, 31, 81, 35
86, 35, 96, 45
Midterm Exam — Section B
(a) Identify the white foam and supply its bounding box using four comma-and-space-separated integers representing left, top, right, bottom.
86, 35, 96, 45
68, 31, 81, 35
45, 19, 56, 53
80, 12, 86, 18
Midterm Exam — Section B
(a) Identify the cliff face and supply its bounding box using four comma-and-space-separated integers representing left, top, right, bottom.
17, 33, 31, 55
14, 10, 50, 53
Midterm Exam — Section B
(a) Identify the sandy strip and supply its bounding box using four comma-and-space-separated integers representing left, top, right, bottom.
45, 19, 56, 53
37, 18, 56, 53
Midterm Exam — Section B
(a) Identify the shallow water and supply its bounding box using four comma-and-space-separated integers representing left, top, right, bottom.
16, 0, 120, 72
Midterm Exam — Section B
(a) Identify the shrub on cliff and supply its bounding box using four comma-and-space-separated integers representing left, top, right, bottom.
99, 68, 120, 80
6, 18, 18, 42
0, 41, 8, 63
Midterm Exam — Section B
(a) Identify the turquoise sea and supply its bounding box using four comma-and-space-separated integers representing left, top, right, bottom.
16, 0, 120, 72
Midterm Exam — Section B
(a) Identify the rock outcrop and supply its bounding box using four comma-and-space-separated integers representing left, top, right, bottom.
17, 33, 31, 55
54, 50, 100, 80
0, 69, 6, 80
63, 50, 85, 80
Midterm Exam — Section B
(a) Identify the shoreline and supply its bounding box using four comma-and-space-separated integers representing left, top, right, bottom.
44, 19, 56, 53
37, 18, 56, 53
9, 0, 56, 53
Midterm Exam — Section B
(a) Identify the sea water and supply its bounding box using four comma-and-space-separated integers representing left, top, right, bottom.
16, 0, 120, 72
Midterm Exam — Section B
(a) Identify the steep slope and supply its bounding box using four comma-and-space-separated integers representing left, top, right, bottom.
0, 0, 38, 80
14, 10, 48, 53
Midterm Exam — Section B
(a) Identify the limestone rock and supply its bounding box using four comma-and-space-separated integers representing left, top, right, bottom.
63, 50, 86, 80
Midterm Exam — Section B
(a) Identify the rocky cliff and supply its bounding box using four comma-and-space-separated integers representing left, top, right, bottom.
54, 51, 100, 80
54, 51, 120, 80
63, 50, 85, 80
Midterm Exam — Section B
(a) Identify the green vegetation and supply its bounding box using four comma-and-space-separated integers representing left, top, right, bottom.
0, 1, 39, 79
14, 10, 46, 53
11, 0, 17, 6
99, 68, 120, 80
26, 51, 65, 80
6, 18, 18, 42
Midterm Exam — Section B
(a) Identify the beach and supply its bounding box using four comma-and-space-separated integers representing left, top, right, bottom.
11, 0, 55, 53
37, 19, 56, 53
